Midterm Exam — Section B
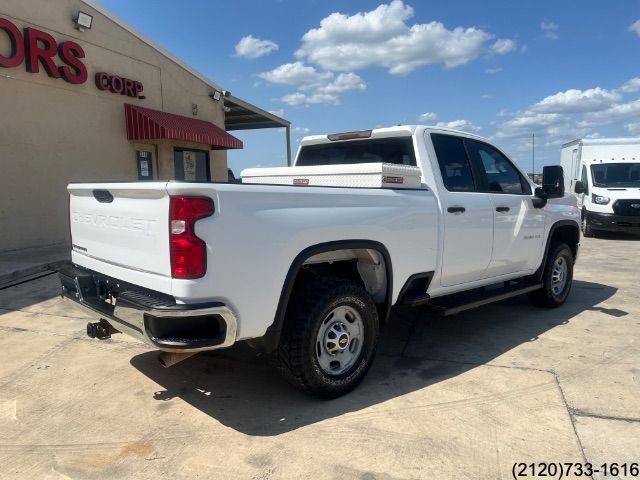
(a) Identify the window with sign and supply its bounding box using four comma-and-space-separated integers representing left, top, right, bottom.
174, 148, 210, 182
136, 150, 154, 180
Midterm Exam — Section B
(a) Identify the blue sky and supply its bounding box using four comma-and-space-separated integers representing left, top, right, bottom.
97, 0, 640, 174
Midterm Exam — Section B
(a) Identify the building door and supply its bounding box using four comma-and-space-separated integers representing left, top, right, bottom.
174, 148, 210, 181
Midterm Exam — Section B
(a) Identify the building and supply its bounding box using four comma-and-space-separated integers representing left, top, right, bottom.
0, 0, 289, 252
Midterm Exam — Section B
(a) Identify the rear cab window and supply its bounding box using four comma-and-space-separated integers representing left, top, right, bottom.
296, 137, 416, 167
430, 134, 476, 192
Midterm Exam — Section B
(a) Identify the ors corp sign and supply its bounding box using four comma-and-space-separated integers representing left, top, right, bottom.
0, 18, 144, 98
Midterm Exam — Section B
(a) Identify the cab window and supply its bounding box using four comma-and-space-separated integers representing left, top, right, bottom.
431, 134, 476, 192
466, 140, 529, 194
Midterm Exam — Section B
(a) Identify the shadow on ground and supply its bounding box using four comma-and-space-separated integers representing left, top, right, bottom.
0, 272, 62, 314
131, 280, 621, 436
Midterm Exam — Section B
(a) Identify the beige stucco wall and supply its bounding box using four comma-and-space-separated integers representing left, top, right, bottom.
0, 0, 230, 252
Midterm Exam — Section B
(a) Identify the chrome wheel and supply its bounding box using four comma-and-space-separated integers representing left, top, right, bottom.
315, 305, 364, 375
551, 256, 568, 296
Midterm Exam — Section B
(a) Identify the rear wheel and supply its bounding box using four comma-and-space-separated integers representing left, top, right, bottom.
276, 277, 379, 398
528, 242, 574, 308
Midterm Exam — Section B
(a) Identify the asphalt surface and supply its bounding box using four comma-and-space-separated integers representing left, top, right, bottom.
0, 235, 638, 479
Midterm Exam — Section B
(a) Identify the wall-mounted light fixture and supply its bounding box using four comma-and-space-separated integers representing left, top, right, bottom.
209, 91, 222, 101
74, 11, 93, 31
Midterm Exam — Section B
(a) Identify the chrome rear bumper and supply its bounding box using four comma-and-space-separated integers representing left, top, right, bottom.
59, 262, 237, 353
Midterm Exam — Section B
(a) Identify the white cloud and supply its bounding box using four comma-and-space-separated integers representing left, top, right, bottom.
629, 19, 640, 37
418, 112, 438, 122
278, 92, 340, 106
258, 62, 333, 89
620, 77, 640, 93
481, 94, 493, 100
531, 87, 620, 114
294, 0, 514, 75
541, 21, 559, 40
491, 39, 517, 54
262, 64, 365, 105
485, 67, 502, 74
317, 73, 366, 94
293, 127, 311, 134
235, 35, 279, 59
503, 112, 563, 130
625, 122, 640, 135
435, 119, 481, 133
582, 99, 640, 126
268, 109, 285, 117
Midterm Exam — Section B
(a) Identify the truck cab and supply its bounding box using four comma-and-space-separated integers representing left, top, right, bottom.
561, 138, 640, 236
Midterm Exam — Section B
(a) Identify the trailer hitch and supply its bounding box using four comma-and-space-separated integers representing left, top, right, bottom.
86, 319, 119, 340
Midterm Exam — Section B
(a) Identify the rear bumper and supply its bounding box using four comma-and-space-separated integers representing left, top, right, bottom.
587, 211, 640, 233
58, 262, 237, 353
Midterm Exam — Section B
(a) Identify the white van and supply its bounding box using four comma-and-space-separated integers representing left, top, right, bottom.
560, 138, 640, 236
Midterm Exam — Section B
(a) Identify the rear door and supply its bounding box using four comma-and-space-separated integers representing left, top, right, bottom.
68, 182, 171, 276
465, 140, 545, 276
430, 134, 494, 287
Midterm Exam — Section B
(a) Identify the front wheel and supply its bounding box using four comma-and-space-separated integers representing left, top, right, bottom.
276, 278, 379, 398
582, 212, 595, 237
528, 242, 574, 308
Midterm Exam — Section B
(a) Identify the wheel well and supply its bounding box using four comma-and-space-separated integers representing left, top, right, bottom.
550, 224, 580, 258
300, 248, 388, 304
256, 242, 392, 353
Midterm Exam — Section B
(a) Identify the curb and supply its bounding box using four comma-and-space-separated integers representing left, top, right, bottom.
0, 258, 69, 289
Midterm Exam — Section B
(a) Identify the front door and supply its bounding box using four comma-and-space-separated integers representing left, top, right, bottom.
465, 139, 545, 276
430, 134, 494, 287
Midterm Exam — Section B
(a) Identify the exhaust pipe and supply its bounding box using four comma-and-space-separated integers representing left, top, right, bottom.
158, 351, 196, 368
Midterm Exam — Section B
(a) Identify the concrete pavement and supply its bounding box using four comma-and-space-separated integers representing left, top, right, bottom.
0, 236, 638, 479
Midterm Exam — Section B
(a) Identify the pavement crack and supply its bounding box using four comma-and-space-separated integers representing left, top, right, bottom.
552, 373, 592, 479
568, 408, 640, 424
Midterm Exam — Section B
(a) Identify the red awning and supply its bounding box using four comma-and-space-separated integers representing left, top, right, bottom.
124, 104, 243, 149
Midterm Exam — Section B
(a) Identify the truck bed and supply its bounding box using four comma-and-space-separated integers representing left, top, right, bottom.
68, 180, 439, 339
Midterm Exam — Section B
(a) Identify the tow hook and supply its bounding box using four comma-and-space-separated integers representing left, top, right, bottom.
86, 319, 118, 340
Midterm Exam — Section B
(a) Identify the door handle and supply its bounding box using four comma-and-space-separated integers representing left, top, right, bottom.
495, 206, 510, 213
447, 206, 466, 214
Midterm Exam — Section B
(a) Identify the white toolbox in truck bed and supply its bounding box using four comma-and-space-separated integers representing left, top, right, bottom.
240, 163, 423, 189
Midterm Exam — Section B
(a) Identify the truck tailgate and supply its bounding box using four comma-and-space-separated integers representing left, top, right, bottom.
68, 182, 171, 277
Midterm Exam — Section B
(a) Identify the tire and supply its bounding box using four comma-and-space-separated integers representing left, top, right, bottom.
581, 212, 595, 237
276, 277, 379, 398
528, 242, 574, 308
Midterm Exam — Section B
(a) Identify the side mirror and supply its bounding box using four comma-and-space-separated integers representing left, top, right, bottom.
542, 165, 564, 199
574, 180, 586, 195
533, 187, 548, 208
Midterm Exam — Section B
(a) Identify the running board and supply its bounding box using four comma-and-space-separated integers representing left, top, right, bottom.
428, 282, 542, 316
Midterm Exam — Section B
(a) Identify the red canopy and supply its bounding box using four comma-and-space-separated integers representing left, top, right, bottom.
124, 104, 243, 149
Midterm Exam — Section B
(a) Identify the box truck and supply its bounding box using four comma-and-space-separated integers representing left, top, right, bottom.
560, 138, 640, 236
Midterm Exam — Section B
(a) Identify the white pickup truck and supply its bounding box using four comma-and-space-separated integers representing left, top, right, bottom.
60, 126, 580, 398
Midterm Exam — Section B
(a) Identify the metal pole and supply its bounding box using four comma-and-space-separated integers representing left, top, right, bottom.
532, 133, 535, 179
286, 125, 292, 166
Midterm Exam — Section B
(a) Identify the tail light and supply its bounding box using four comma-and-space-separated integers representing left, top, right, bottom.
169, 196, 214, 279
